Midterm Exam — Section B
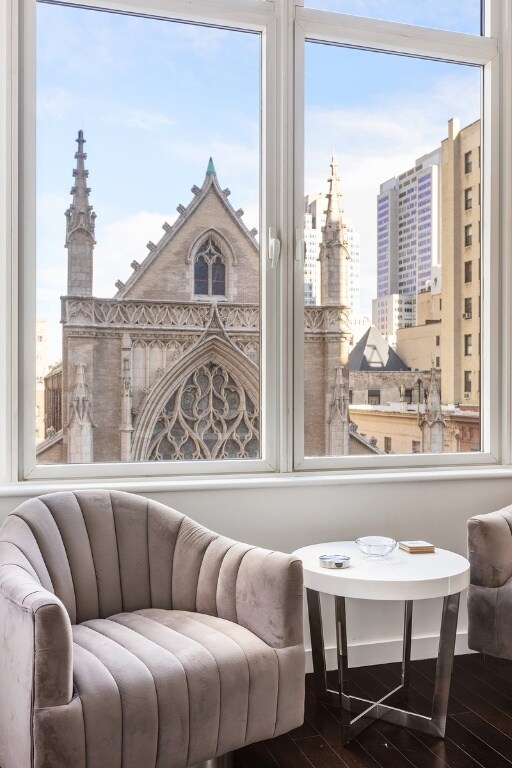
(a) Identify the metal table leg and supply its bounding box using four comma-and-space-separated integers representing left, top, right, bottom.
306, 587, 461, 744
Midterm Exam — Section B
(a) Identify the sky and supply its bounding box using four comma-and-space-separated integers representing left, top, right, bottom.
36, 0, 481, 364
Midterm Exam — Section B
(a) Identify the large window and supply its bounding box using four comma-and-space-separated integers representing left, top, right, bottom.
30, 0, 268, 475
0, 0, 509, 483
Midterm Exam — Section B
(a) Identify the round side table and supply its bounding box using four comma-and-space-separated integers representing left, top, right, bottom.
293, 541, 470, 744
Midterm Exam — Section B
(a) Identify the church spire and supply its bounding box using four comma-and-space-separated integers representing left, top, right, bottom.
319, 155, 353, 457
325, 154, 346, 233
420, 367, 446, 453
320, 154, 351, 311
65, 130, 96, 296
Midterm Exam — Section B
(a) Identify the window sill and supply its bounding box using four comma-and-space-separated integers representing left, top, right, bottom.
2, 464, 512, 498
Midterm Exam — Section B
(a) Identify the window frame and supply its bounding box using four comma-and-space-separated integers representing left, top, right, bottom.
1, 0, 511, 486
293, 1, 506, 472
10, 0, 281, 481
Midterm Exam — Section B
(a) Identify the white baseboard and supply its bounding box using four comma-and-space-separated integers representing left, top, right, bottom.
305, 630, 471, 672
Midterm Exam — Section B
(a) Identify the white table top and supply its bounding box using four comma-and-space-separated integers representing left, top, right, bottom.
293, 541, 470, 601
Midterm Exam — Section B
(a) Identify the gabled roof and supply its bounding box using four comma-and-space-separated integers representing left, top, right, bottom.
115, 159, 258, 299
349, 325, 409, 372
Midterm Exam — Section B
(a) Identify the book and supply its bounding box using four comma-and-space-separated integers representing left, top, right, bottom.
399, 540, 435, 553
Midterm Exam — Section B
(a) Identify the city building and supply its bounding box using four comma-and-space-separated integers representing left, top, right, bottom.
373, 148, 440, 343
396, 118, 481, 410
35, 319, 48, 443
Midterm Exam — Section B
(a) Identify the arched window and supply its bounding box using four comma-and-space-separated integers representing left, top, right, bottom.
147, 362, 259, 461
194, 237, 226, 296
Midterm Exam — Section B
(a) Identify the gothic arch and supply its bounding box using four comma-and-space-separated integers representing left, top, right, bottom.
187, 228, 237, 266
187, 229, 236, 301
131, 337, 259, 461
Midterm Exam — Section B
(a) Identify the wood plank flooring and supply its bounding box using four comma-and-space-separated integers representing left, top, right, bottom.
235, 654, 512, 768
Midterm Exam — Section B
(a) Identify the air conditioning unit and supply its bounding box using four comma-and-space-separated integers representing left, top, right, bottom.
464, 392, 471, 399
463, 312, 472, 319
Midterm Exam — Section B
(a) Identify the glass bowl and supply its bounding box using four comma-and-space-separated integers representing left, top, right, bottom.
355, 536, 397, 558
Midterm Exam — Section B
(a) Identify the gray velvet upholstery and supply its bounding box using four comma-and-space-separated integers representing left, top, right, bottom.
0, 490, 305, 768
467, 504, 512, 659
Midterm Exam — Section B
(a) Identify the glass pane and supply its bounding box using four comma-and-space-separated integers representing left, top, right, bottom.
303, 43, 481, 458
194, 257, 209, 295
303, 0, 482, 35
36, 2, 261, 465
211, 257, 226, 296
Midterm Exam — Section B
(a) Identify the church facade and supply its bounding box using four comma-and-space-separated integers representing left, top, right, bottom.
38, 133, 374, 465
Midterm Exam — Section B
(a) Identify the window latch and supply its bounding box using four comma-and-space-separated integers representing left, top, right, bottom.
268, 227, 281, 268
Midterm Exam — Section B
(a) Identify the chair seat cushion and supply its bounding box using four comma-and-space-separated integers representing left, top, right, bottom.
72, 609, 280, 768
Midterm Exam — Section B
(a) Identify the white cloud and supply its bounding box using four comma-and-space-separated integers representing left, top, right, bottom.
304, 69, 480, 314
116, 107, 175, 133
94, 210, 177, 296
168, 139, 260, 231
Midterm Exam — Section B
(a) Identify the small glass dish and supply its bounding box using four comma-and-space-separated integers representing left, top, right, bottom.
356, 536, 397, 558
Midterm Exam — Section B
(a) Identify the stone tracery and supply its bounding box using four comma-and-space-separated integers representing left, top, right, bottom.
147, 361, 259, 460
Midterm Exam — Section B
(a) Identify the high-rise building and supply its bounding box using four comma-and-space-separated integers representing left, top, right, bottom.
396, 118, 481, 412
373, 148, 440, 342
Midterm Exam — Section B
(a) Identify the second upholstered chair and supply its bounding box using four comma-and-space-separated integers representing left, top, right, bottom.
0, 490, 305, 768
467, 504, 512, 659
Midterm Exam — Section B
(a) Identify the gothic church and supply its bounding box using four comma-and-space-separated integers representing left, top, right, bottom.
38, 133, 375, 464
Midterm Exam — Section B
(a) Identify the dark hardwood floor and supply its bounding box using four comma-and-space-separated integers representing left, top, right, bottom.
235, 654, 512, 768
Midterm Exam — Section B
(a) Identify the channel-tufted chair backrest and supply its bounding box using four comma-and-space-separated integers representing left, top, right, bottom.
0, 490, 250, 625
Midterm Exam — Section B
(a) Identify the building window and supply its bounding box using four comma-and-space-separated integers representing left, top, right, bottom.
465, 334, 473, 355
404, 388, 413, 404
464, 297, 473, 318
465, 151, 473, 174
368, 389, 381, 406
194, 238, 226, 297
465, 224, 473, 247
384, 436, 392, 453
464, 371, 472, 393
464, 261, 473, 283
464, 187, 473, 210
436, 356, 440, 367
412, 440, 421, 453
436, 335, 440, 346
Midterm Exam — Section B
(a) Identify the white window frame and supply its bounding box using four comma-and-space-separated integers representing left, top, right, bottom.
7, 0, 281, 481
1, 0, 511, 485
293, 0, 510, 472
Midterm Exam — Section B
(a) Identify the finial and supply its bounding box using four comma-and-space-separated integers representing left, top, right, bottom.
206, 157, 216, 176
76, 130, 86, 158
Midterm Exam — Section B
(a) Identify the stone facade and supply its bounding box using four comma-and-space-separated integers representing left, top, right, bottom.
38, 137, 365, 464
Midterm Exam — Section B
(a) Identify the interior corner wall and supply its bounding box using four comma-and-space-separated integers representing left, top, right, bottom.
1, 475, 512, 669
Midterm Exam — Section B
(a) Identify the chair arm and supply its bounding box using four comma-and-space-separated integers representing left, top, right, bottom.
234, 547, 304, 649
468, 505, 512, 588
0, 563, 73, 708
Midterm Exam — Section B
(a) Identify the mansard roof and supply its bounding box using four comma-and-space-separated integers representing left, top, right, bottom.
349, 325, 410, 372
115, 160, 258, 299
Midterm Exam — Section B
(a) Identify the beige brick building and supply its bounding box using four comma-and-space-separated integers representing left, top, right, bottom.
397, 118, 481, 413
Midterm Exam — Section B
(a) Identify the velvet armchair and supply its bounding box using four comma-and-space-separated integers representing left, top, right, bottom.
0, 490, 305, 768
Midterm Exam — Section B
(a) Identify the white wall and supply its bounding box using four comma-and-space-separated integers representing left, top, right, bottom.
1, 473, 511, 669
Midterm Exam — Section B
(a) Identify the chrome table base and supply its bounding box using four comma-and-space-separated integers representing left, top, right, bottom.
191, 754, 234, 768
306, 588, 460, 744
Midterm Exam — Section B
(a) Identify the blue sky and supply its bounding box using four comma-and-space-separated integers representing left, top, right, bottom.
303, 0, 481, 34
37, 0, 481, 363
